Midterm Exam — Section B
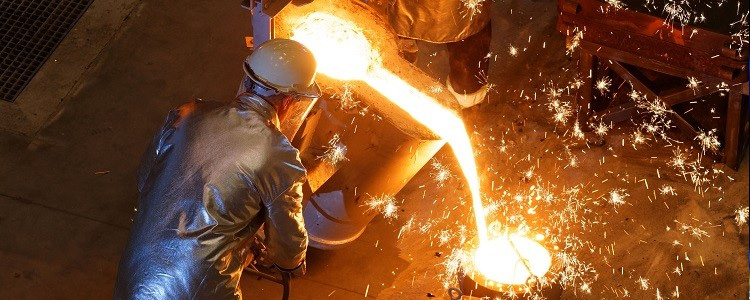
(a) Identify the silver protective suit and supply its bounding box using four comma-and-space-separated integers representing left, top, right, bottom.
387, 0, 490, 43
114, 93, 308, 299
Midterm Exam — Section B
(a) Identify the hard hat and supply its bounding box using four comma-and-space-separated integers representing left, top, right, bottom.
244, 39, 322, 98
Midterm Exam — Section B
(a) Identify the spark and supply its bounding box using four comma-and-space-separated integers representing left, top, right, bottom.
595, 77, 612, 95
686, 77, 701, 92
566, 30, 584, 55
606, 188, 628, 208
430, 159, 453, 187
440, 248, 471, 288
593, 121, 611, 137
669, 148, 687, 170
672, 266, 682, 275
572, 122, 585, 140
605, 0, 626, 11
438, 230, 454, 245
509, 44, 519, 56
638, 276, 650, 290
735, 207, 749, 227
695, 129, 720, 154
631, 129, 649, 148
662, 0, 693, 27
317, 134, 349, 165
460, 0, 486, 19
549, 99, 573, 125
675, 220, 710, 241
364, 194, 399, 220
659, 185, 677, 195
579, 281, 592, 294
398, 216, 414, 238
336, 83, 358, 110
428, 85, 444, 94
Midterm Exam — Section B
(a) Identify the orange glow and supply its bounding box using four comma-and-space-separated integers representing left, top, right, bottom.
290, 12, 549, 285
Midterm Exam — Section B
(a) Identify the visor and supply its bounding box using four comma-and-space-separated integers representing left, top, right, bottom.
244, 62, 322, 98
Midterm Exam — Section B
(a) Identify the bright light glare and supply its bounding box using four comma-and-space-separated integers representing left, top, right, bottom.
474, 236, 552, 285
291, 12, 379, 80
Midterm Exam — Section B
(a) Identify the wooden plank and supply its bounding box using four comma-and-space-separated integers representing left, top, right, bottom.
578, 49, 595, 122
596, 102, 638, 124
660, 84, 722, 107
600, 59, 658, 99
723, 87, 743, 169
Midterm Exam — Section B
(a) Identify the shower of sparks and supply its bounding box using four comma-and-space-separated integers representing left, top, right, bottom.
593, 121, 611, 137
638, 277, 650, 290
440, 248, 471, 288
437, 230, 454, 246
675, 220, 710, 241
662, 0, 695, 27
606, 188, 628, 209
686, 77, 701, 93
632, 93, 675, 142
669, 148, 688, 170
595, 77, 612, 95
604, 0, 626, 11
336, 83, 359, 110
317, 134, 348, 165
658, 185, 677, 195
566, 30, 584, 55
509, 44, 519, 56
365, 194, 399, 220
631, 129, 649, 148
430, 159, 454, 187
398, 216, 414, 238
546, 82, 573, 126
572, 122, 586, 140
459, 0, 486, 19
428, 85, 444, 94
735, 207, 749, 227
695, 129, 720, 154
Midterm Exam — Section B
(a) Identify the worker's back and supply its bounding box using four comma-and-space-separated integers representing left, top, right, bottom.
114, 94, 307, 300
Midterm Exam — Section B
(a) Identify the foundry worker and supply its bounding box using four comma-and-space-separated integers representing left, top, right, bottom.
114, 38, 318, 299
387, 0, 491, 108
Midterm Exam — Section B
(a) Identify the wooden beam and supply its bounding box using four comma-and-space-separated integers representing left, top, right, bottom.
600, 59, 658, 99
723, 87, 743, 169
577, 49, 595, 122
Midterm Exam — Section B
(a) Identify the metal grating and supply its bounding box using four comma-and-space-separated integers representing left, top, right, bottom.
0, 0, 93, 102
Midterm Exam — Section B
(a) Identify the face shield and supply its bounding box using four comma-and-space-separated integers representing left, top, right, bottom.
278, 94, 318, 140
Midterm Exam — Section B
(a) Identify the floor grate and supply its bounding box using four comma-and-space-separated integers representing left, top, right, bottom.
0, 0, 93, 102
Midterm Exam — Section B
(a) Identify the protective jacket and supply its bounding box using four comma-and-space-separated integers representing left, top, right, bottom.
114, 93, 308, 299
387, 0, 490, 43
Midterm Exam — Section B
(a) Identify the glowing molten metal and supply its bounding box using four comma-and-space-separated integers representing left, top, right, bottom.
291, 12, 550, 286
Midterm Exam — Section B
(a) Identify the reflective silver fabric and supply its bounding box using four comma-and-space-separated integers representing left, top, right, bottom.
114, 94, 308, 300
387, 0, 490, 43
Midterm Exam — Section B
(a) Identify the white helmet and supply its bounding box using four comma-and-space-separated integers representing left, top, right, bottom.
244, 38, 321, 98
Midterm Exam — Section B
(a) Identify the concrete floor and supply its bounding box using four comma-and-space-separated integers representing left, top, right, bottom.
0, 0, 747, 299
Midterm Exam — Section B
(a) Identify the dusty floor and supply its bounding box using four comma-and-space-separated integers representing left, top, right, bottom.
0, 0, 747, 299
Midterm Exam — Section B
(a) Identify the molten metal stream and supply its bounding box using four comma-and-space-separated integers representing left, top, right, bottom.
291, 12, 550, 286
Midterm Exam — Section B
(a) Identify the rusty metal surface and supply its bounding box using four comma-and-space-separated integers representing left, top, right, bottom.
294, 98, 445, 248
557, 0, 748, 83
